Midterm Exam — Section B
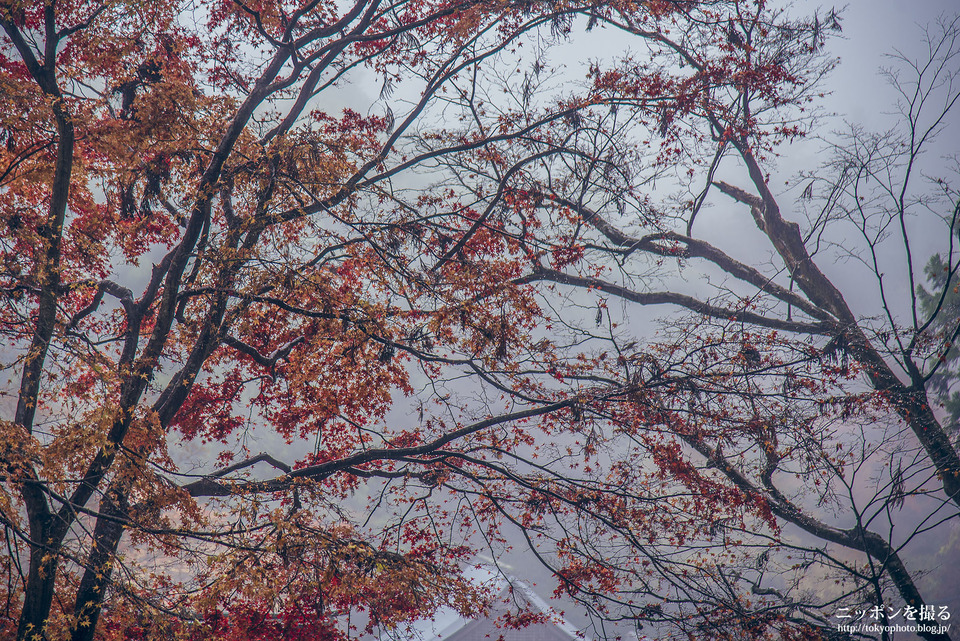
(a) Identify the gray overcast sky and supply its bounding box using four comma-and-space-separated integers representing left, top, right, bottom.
813, 1, 958, 126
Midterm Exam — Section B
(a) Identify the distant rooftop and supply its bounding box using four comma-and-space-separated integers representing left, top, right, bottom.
430, 571, 580, 641
376, 565, 652, 641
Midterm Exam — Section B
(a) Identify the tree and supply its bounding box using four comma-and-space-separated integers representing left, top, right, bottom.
0, 1, 609, 638
3, 2, 957, 641
426, 6, 959, 640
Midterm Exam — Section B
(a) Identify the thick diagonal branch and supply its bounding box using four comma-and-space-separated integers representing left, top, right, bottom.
717, 156, 960, 508
523, 265, 833, 335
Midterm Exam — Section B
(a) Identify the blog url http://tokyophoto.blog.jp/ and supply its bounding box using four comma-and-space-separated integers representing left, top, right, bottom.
834, 605, 951, 636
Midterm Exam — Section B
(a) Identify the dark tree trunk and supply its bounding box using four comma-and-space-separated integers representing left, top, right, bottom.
17, 516, 58, 641
70, 487, 129, 641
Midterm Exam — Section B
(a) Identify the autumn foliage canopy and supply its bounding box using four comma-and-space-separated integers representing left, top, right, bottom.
2, 1, 960, 640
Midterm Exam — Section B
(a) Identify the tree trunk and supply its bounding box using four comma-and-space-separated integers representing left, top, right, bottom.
71, 487, 129, 641
17, 517, 59, 641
